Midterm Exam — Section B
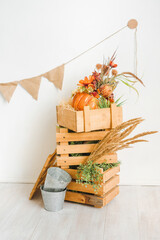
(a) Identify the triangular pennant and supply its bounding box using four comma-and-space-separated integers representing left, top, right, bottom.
20, 76, 41, 100
0, 82, 18, 102
43, 64, 64, 90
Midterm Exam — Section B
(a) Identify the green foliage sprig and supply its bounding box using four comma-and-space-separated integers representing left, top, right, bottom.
98, 97, 111, 108
115, 96, 126, 107
76, 160, 120, 192
98, 96, 126, 108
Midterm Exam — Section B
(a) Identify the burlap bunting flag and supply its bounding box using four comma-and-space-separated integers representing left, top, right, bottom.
0, 82, 18, 102
42, 64, 64, 90
0, 64, 65, 102
20, 76, 41, 100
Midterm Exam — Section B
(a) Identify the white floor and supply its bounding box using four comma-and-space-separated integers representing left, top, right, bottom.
0, 184, 160, 240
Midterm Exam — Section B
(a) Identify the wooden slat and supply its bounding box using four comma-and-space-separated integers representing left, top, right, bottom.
65, 191, 103, 206
67, 180, 104, 195
59, 128, 69, 168
103, 175, 119, 194
57, 106, 85, 132
29, 150, 57, 200
57, 153, 117, 166
111, 104, 123, 128
65, 186, 119, 207
56, 130, 108, 143
103, 166, 120, 183
103, 186, 119, 206
76, 111, 84, 132
56, 106, 80, 132
67, 175, 119, 196
57, 143, 96, 154
63, 166, 120, 183
84, 106, 91, 132
90, 108, 111, 130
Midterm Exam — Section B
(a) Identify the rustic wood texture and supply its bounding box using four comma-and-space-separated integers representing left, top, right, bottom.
56, 106, 84, 132
59, 128, 69, 169
65, 186, 119, 208
56, 130, 109, 142
56, 104, 123, 132
89, 107, 111, 130
63, 166, 120, 183
84, 106, 91, 132
111, 103, 123, 128
57, 143, 97, 154
29, 150, 57, 200
56, 126, 117, 167
57, 153, 117, 167
67, 175, 119, 196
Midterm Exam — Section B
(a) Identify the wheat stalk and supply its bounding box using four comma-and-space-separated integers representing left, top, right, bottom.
120, 72, 145, 86
84, 118, 157, 165
89, 118, 143, 160
120, 131, 157, 144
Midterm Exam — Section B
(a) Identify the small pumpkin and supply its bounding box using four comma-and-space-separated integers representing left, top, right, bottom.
72, 93, 99, 111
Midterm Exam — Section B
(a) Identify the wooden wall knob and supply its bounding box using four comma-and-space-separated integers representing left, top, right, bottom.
127, 19, 138, 29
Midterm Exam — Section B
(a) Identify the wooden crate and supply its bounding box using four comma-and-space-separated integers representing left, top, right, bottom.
56, 126, 120, 208
56, 103, 123, 132
56, 127, 117, 168
64, 164, 120, 207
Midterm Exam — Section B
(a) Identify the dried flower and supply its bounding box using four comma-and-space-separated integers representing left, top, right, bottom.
112, 69, 118, 76
91, 91, 100, 98
108, 93, 114, 102
96, 64, 102, 70
78, 75, 95, 86
109, 61, 117, 68
102, 65, 109, 75
92, 71, 101, 82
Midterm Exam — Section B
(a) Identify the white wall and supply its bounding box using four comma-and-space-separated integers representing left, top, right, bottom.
0, 0, 160, 184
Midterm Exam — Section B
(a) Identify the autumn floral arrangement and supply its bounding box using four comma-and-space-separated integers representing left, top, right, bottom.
58, 53, 156, 191
71, 52, 144, 110
64, 53, 156, 191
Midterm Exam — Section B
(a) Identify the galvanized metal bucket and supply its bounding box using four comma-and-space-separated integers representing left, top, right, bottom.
40, 185, 66, 212
44, 167, 72, 191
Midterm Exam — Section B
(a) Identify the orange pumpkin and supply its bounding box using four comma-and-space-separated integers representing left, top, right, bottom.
72, 93, 99, 110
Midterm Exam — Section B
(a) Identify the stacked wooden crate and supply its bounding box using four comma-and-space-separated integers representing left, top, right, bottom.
56, 104, 122, 208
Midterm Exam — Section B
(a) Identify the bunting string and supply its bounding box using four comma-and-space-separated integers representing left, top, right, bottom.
65, 25, 127, 65
0, 19, 138, 102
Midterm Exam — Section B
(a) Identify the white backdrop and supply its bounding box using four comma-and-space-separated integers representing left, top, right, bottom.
0, 0, 160, 184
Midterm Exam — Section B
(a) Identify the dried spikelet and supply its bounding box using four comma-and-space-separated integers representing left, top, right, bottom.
125, 139, 148, 145
88, 118, 143, 160
121, 72, 145, 86
121, 131, 158, 143
117, 123, 140, 141
84, 118, 157, 165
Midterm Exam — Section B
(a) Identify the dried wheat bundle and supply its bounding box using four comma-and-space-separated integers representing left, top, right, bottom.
85, 118, 157, 164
